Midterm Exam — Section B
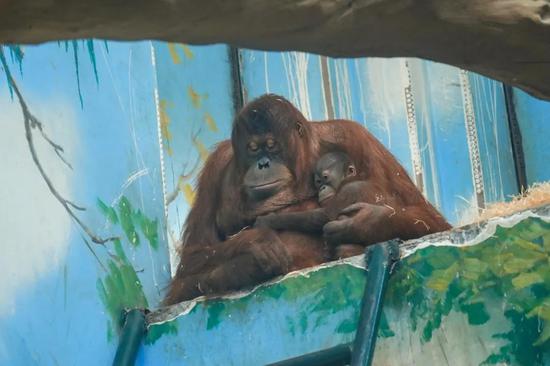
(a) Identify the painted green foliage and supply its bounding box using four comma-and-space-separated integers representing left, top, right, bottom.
0, 45, 24, 97
387, 218, 550, 365
146, 263, 368, 345
203, 264, 365, 335
96, 196, 165, 337
97, 239, 148, 330
2, 41, 105, 107
148, 217, 549, 365
99, 196, 160, 249
146, 322, 178, 345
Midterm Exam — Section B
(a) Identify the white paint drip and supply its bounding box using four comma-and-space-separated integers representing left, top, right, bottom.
471, 76, 506, 202
281, 52, 312, 119
354, 59, 369, 126
408, 59, 442, 208
263, 52, 270, 93
333, 60, 353, 119
364, 58, 399, 147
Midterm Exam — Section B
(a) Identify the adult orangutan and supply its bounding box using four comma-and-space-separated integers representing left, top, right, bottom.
254, 151, 390, 259
163, 94, 450, 305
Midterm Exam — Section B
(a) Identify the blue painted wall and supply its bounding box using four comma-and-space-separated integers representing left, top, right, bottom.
513, 89, 550, 185
151, 43, 235, 273
0, 41, 548, 365
0, 42, 170, 365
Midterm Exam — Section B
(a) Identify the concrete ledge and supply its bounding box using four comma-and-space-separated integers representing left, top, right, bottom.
142, 205, 550, 365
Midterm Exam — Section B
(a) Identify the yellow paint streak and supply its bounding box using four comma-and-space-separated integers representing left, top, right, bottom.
181, 45, 195, 60
204, 112, 219, 132
192, 136, 210, 162
159, 99, 173, 156
167, 43, 181, 64
182, 183, 196, 205
188, 86, 207, 109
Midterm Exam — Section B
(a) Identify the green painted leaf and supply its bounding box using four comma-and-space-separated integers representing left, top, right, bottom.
502, 257, 538, 274
512, 272, 544, 289
336, 319, 356, 334
533, 321, 550, 346
378, 312, 395, 338
543, 233, 550, 252
97, 198, 119, 224
145, 321, 178, 345
461, 302, 490, 325
518, 221, 548, 241
461, 257, 488, 281
527, 301, 550, 321
117, 196, 140, 247
426, 263, 459, 292
206, 302, 226, 330
481, 352, 510, 365
422, 320, 433, 342
96, 241, 148, 337
134, 210, 159, 250
426, 247, 458, 269
512, 237, 545, 252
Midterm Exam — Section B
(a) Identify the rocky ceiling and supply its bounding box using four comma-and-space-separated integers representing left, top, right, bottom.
1, 0, 549, 100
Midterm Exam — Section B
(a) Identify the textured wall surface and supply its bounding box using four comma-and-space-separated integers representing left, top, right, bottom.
0, 41, 549, 365
0, 42, 171, 365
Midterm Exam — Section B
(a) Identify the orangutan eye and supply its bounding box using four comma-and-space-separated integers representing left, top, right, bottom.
248, 141, 259, 152
266, 138, 276, 150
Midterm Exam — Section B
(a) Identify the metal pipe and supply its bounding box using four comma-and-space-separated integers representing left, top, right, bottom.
112, 309, 147, 366
503, 84, 528, 192
266, 343, 352, 366
350, 240, 400, 366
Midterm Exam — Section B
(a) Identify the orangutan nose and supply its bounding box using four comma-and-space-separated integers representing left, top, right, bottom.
258, 157, 270, 170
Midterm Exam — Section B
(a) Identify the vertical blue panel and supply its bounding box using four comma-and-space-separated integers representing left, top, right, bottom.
239, 50, 328, 120
512, 89, 550, 184
328, 58, 415, 176
151, 43, 235, 272
468, 75, 518, 202
409, 60, 475, 224
0, 41, 170, 364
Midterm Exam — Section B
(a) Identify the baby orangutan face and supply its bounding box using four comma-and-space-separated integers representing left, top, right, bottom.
313, 152, 356, 204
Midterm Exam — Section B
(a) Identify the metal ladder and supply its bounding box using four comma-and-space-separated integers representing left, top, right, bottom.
112, 240, 400, 366
267, 240, 401, 366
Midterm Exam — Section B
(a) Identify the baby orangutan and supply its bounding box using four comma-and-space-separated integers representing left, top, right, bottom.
255, 151, 375, 259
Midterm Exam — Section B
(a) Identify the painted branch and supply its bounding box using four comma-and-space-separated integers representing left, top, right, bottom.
1, 0, 550, 100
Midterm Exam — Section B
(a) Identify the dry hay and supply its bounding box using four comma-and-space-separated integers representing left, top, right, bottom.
478, 181, 550, 222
